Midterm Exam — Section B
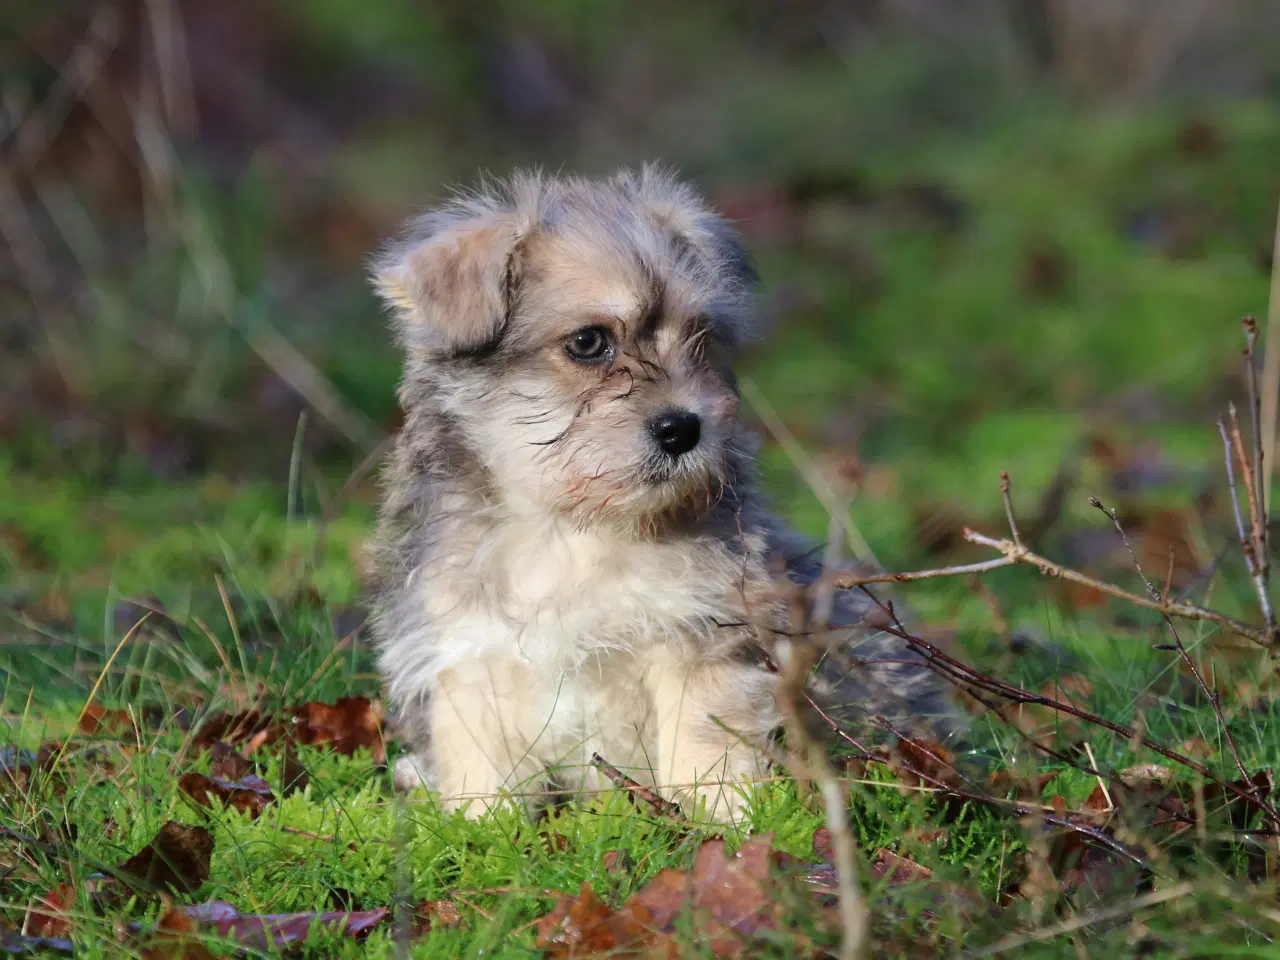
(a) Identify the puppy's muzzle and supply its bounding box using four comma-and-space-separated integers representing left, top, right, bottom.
648, 409, 701, 457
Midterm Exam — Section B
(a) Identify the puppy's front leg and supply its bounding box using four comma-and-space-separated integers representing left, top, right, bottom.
645, 649, 778, 823
423, 662, 545, 818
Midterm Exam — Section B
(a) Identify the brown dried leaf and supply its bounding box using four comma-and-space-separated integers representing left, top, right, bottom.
181, 901, 388, 950
279, 741, 310, 796
208, 742, 252, 781
26, 883, 74, 937
870, 850, 934, 885
179, 771, 275, 818
413, 898, 463, 935
191, 711, 278, 752
1, 744, 57, 799
892, 738, 962, 789
289, 697, 385, 763
119, 822, 214, 896
78, 703, 132, 736
535, 883, 627, 956
140, 902, 217, 960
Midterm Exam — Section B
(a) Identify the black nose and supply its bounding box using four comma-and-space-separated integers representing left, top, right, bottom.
649, 410, 701, 457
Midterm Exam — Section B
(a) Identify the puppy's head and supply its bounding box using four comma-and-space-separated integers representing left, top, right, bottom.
373, 167, 757, 526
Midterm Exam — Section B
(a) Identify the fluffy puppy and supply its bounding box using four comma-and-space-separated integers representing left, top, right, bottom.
369, 167, 957, 823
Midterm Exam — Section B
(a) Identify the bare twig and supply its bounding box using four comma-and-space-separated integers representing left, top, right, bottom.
1243, 317, 1267, 553
1260, 200, 1280, 517
833, 556, 1014, 590
1091, 497, 1261, 808
4, 6, 123, 168
876, 623, 1280, 826
963, 529, 1269, 645
1217, 417, 1276, 637
1229, 405, 1267, 579
1000, 471, 1022, 547
969, 881, 1196, 958
590, 753, 687, 822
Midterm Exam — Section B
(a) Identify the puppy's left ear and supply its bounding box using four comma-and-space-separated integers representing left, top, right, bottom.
372, 207, 526, 358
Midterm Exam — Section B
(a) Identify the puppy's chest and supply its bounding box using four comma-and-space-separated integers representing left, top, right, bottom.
429, 518, 764, 662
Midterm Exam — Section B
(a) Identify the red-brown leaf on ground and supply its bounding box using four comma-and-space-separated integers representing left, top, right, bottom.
26, 882, 74, 937
179, 771, 275, 819
191, 711, 279, 752
119, 822, 214, 896
987, 768, 1060, 797
536, 835, 790, 958
180, 900, 389, 950
209, 742, 252, 781
288, 697, 386, 763
279, 740, 310, 796
78, 703, 133, 736
535, 884, 631, 957
413, 898, 463, 935
870, 849, 934, 885
139, 902, 217, 960
602, 849, 632, 874
892, 738, 963, 789
1202, 769, 1275, 829
1, 744, 57, 798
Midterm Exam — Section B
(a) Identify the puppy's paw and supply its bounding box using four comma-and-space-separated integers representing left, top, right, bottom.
392, 753, 435, 793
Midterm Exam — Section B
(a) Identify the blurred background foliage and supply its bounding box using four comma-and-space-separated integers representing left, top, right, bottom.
2, 0, 1280, 651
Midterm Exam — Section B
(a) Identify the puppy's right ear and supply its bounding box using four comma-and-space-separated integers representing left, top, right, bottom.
373, 209, 525, 358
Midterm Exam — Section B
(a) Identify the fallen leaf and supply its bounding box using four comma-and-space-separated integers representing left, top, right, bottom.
602, 850, 632, 875
26, 883, 73, 937
208, 742, 252, 781
279, 741, 310, 796
191, 711, 278, 752
1, 744, 56, 798
78, 703, 133, 736
289, 697, 385, 763
414, 898, 463, 934
536, 883, 631, 956
871, 849, 934, 885
140, 902, 217, 960
179, 771, 275, 818
892, 738, 962, 789
536, 835, 786, 958
119, 822, 214, 896
181, 900, 388, 950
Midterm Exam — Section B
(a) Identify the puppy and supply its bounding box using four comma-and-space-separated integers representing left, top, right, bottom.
368, 167, 957, 823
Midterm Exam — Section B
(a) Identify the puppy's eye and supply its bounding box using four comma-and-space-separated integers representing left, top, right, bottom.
565, 326, 612, 363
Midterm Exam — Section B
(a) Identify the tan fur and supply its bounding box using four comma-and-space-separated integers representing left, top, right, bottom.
368, 167, 958, 825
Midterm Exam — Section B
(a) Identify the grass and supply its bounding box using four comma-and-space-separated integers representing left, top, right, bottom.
4, 50, 1280, 955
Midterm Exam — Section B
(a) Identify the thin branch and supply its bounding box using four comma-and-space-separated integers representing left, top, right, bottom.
1000, 471, 1022, 547
1243, 317, 1268, 554
963, 529, 1269, 645
1217, 417, 1276, 636
590, 753, 687, 822
969, 882, 1196, 958
1091, 497, 1261, 811
833, 556, 1014, 589
1260, 200, 1280, 518
1229, 404, 1267, 581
